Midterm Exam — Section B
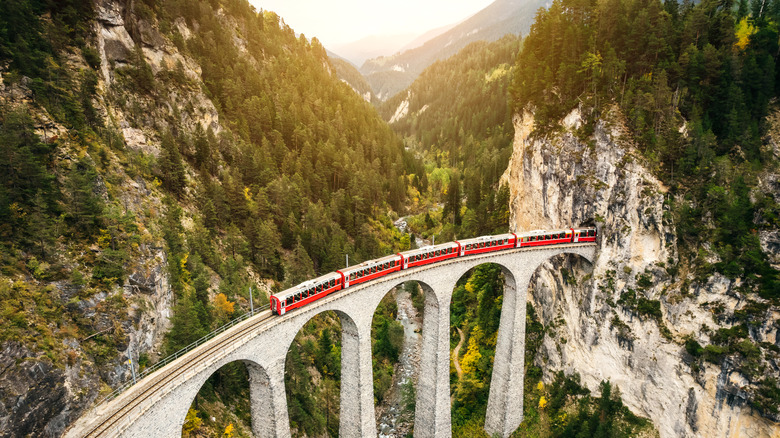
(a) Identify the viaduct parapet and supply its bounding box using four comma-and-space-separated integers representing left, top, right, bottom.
65, 244, 596, 438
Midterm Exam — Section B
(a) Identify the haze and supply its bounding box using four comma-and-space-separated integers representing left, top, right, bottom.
247, 0, 495, 46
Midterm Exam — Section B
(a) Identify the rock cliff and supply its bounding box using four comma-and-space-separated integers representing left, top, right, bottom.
502, 106, 780, 437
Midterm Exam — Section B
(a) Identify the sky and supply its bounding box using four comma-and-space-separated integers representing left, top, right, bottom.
247, 0, 495, 46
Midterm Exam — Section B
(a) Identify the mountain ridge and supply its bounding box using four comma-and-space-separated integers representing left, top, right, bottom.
360, 0, 550, 100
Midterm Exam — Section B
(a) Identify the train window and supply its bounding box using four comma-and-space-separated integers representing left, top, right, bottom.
590, 230, 595, 236
287, 297, 293, 306
295, 293, 301, 302
316, 284, 322, 292
331, 279, 336, 287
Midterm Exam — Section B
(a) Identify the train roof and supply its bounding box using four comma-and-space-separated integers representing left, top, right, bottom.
400, 241, 459, 257
272, 271, 341, 300
338, 253, 403, 275
457, 232, 515, 245
516, 228, 571, 237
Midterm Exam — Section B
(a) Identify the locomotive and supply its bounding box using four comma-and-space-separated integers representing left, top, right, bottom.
270, 227, 597, 316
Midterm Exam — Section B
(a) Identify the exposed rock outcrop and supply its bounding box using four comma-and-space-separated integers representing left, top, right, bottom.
502, 106, 780, 437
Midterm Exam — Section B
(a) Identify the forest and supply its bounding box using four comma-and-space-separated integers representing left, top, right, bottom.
511, 0, 780, 303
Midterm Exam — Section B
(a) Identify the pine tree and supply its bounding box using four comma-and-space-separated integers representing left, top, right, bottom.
159, 131, 186, 197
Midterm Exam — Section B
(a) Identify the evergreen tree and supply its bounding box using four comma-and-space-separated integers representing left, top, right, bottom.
159, 131, 186, 197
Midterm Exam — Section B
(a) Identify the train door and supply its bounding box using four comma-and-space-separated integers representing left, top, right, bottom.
573, 231, 580, 243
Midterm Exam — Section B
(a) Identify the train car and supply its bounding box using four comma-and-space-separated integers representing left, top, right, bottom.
517, 229, 573, 247
400, 242, 460, 270
573, 227, 597, 242
458, 233, 517, 256
339, 253, 403, 288
270, 271, 342, 316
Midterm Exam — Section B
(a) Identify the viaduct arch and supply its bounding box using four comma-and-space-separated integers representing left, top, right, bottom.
65, 243, 596, 438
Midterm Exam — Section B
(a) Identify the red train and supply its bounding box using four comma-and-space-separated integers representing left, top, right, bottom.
270, 227, 597, 316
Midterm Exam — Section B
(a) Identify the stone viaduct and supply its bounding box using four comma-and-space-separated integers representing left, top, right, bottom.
65, 243, 595, 438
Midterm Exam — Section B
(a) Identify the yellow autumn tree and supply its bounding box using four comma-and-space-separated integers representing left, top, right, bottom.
539, 395, 548, 409
735, 17, 756, 51
214, 293, 235, 320
182, 408, 202, 436
460, 326, 483, 375
223, 423, 235, 438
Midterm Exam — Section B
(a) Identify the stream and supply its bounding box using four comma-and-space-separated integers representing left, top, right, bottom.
375, 286, 422, 437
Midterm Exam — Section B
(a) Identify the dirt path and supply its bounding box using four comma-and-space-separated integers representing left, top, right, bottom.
452, 327, 464, 380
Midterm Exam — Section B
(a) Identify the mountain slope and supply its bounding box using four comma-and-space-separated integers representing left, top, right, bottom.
378, 35, 521, 240
0, 0, 414, 436
361, 0, 549, 100
329, 56, 374, 102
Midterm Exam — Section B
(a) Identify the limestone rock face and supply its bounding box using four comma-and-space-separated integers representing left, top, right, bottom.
502, 107, 780, 437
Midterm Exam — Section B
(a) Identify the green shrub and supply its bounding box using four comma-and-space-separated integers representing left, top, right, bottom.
685, 338, 704, 357
703, 345, 727, 363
